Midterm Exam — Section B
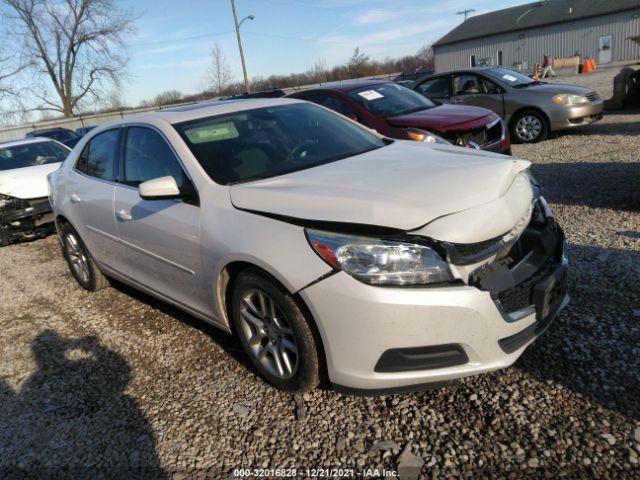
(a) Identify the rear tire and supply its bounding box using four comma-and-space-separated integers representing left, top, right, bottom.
510, 110, 548, 143
60, 223, 108, 291
231, 270, 321, 392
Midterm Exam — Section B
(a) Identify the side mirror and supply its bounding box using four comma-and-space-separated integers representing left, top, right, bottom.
347, 113, 359, 122
138, 176, 180, 200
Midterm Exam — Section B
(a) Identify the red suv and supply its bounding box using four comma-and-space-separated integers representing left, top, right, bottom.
287, 80, 511, 154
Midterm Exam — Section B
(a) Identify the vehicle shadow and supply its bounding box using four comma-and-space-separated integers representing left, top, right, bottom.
108, 279, 257, 376
555, 120, 640, 136
530, 162, 640, 212
0, 329, 165, 479
514, 242, 640, 420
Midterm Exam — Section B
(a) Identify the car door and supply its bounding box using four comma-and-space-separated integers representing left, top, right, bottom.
414, 76, 451, 105
450, 73, 504, 117
65, 128, 121, 266
112, 125, 205, 312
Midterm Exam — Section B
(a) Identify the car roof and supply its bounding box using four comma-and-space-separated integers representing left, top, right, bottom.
290, 79, 391, 95
101, 98, 307, 128
0, 137, 59, 148
419, 67, 510, 79
30, 127, 74, 134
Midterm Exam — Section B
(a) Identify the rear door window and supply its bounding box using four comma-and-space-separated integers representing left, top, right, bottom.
416, 77, 450, 97
75, 129, 119, 181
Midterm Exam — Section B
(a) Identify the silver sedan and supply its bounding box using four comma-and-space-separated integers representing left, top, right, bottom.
48, 99, 568, 393
413, 67, 604, 143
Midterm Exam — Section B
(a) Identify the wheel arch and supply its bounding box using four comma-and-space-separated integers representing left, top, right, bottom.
216, 260, 329, 383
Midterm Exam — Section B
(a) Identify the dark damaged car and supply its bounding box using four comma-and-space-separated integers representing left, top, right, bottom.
287, 80, 511, 154
0, 138, 70, 246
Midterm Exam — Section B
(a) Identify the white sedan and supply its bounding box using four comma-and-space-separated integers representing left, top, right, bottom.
0, 137, 70, 246
48, 99, 569, 393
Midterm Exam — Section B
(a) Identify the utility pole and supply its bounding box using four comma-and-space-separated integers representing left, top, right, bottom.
457, 8, 475, 21
231, 0, 250, 93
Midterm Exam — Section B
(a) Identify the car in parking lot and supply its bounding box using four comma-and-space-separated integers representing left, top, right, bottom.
287, 80, 511, 154
0, 137, 70, 246
25, 127, 81, 148
412, 67, 604, 143
48, 98, 568, 393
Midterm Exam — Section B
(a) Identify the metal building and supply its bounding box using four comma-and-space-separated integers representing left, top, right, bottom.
432, 0, 640, 72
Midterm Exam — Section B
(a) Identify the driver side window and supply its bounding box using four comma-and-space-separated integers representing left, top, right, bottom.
123, 127, 187, 188
416, 77, 450, 98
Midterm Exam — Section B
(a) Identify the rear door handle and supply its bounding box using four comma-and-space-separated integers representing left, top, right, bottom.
116, 209, 132, 221
70, 193, 81, 203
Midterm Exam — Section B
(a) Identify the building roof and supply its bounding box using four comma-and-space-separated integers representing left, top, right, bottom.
433, 0, 640, 47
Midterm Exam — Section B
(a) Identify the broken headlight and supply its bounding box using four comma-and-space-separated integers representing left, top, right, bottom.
306, 230, 454, 286
0, 194, 18, 211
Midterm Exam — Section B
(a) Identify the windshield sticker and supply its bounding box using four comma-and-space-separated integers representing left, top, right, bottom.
184, 121, 239, 143
358, 90, 384, 101
502, 74, 517, 82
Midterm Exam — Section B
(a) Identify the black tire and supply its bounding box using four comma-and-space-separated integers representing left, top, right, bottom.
60, 223, 109, 291
230, 270, 321, 392
0, 229, 10, 247
509, 109, 549, 143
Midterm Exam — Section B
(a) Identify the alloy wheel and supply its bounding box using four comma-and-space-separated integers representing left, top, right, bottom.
65, 233, 90, 284
515, 115, 542, 141
238, 289, 299, 379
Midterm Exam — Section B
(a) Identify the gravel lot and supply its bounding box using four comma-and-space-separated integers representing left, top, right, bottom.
1, 112, 639, 479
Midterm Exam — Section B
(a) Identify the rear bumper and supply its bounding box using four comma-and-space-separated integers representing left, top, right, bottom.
547, 100, 604, 130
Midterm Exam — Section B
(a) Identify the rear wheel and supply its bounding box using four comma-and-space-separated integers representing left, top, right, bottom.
60, 223, 108, 291
231, 270, 321, 392
510, 110, 548, 143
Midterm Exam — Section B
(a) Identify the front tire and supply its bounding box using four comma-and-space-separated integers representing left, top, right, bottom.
231, 270, 321, 392
510, 110, 549, 143
60, 223, 108, 291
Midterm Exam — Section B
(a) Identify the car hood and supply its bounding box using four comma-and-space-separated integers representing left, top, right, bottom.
518, 82, 595, 95
386, 104, 495, 133
0, 163, 62, 199
230, 141, 530, 232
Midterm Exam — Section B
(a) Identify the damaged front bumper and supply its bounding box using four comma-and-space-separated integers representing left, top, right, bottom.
299, 196, 568, 392
0, 195, 54, 245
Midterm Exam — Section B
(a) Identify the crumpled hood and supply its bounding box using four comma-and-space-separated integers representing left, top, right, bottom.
230, 141, 530, 231
0, 163, 62, 199
386, 104, 495, 132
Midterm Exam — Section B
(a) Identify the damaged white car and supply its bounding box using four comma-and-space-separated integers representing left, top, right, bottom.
48, 99, 569, 393
0, 138, 70, 246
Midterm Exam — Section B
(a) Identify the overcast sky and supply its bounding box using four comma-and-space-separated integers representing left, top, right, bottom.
123, 0, 527, 105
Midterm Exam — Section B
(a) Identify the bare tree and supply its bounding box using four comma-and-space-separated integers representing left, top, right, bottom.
207, 42, 233, 94
153, 90, 182, 106
347, 47, 371, 78
3, 0, 135, 117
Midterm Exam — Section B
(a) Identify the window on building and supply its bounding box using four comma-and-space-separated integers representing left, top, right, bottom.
470, 55, 476, 67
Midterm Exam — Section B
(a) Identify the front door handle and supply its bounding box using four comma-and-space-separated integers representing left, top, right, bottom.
116, 209, 132, 221
70, 193, 81, 203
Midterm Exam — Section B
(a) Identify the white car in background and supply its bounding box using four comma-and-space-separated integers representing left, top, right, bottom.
0, 137, 70, 246
48, 99, 569, 394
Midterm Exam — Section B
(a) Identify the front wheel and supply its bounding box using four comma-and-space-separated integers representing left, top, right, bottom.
60, 223, 109, 291
231, 270, 321, 392
510, 110, 549, 143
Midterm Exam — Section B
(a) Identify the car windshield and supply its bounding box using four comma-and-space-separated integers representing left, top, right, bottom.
347, 83, 435, 117
174, 102, 386, 185
484, 67, 537, 87
0, 141, 69, 171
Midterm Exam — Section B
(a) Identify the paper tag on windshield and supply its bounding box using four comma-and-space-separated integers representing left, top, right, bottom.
502, 74, 517, 82
358, 90, 384, 100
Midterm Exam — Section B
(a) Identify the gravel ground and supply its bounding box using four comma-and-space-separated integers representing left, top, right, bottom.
1, 112, 639, 479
